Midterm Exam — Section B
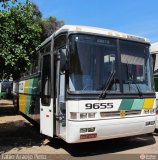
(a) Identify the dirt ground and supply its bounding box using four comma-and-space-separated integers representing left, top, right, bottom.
0, 99, 158, 160
0, 100, 67, 155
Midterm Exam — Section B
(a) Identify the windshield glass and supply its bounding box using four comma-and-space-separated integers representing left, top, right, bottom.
68, 34, 120, 93
120, 40, 153, 93
68, 34, 154, 94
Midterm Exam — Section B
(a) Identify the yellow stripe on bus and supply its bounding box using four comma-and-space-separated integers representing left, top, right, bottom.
19, 94, 27, 113
143, 98, 155, 109
24, 80, 29, 93
19, 80, 30, 113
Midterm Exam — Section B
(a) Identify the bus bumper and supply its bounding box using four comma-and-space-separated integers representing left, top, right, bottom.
66, 116, 156, 143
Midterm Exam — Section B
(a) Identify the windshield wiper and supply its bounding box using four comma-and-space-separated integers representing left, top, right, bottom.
126, 63, 143, 98
99, 62, 115, 99
133, 82, 143, 98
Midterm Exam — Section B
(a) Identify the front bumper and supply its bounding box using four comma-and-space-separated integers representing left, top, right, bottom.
66, 115, 156, 143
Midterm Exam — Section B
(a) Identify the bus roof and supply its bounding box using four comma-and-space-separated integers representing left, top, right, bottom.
151, 42, 158, 54
40, 25, 150, 48
55, 25, 150, 43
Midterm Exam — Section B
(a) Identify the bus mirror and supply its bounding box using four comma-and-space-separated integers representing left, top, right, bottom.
59, 49, 66, 71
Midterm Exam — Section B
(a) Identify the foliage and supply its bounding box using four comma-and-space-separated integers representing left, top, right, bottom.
0, 0, 64, 80
30, 3, 64, 41
0, 0, 42, 79
41, 16, 64, 41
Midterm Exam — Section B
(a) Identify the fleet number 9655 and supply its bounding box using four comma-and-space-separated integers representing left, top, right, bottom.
85, 103, 113, 109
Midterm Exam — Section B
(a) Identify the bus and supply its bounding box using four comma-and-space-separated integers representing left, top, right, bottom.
13, 25, 156, 143
151, 42, 158, 129
0, 80, 12, 99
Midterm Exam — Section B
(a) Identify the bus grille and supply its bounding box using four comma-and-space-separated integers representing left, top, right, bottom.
100, 110, 141, 117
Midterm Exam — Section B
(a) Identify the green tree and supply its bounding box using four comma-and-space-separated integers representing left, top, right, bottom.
24, 2, 64, 41
41, 16, 64, 41
0, 0, 42, 79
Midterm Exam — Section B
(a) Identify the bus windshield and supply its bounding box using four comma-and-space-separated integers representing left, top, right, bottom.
68, 34, 153, 94
120, 40, 153, 93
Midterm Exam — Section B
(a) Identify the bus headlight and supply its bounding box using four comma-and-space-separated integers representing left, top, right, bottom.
150, 109, 156, 114
80, 113, 96, 119
88, 113, 95, 118
70, 112, 96, 119
80, 128, 87, 133
144, 109, 150, 114
144, 109, 156, 114
80, 113, 87, 119
88, 127, 95, 132
145, 121, 155, 126
70, 112, 77, 119
80, 127, 95, 133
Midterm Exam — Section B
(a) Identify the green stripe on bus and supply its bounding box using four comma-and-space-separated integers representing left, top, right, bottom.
26, 95, 31, 114
26, 79, 33, 114
32, 78, 39, 94
25, 78, 39, 114
131, 99, 144, 110
119, 99, 134, 110
28, 79, 34, 94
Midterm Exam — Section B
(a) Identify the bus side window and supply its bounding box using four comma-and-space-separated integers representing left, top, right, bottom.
31, 54, 39, 74
41, 55, 51, 106
54, 34, 67, 51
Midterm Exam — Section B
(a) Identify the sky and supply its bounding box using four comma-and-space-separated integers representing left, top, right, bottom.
25, 0, 158, 43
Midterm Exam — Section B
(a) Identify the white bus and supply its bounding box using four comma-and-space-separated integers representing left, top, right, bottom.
13, 25, 156, 143
151, 42, 158, 129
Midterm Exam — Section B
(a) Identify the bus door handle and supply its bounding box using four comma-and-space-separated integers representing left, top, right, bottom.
41, 108, 43, 111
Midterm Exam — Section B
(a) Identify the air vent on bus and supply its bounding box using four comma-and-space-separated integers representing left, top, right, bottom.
100, 110, 141, 117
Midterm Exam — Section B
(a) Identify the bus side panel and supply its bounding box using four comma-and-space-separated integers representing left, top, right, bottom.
19, 77, 40, 124
154, 77, 158, 129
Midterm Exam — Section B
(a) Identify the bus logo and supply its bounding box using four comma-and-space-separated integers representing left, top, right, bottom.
120, 110, 126, 118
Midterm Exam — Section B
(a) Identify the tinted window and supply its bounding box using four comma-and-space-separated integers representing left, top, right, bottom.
120, 40, 153, 93
41, 55, 51, 106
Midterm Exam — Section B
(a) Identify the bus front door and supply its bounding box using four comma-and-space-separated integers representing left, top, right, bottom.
40, 54, 54, 137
